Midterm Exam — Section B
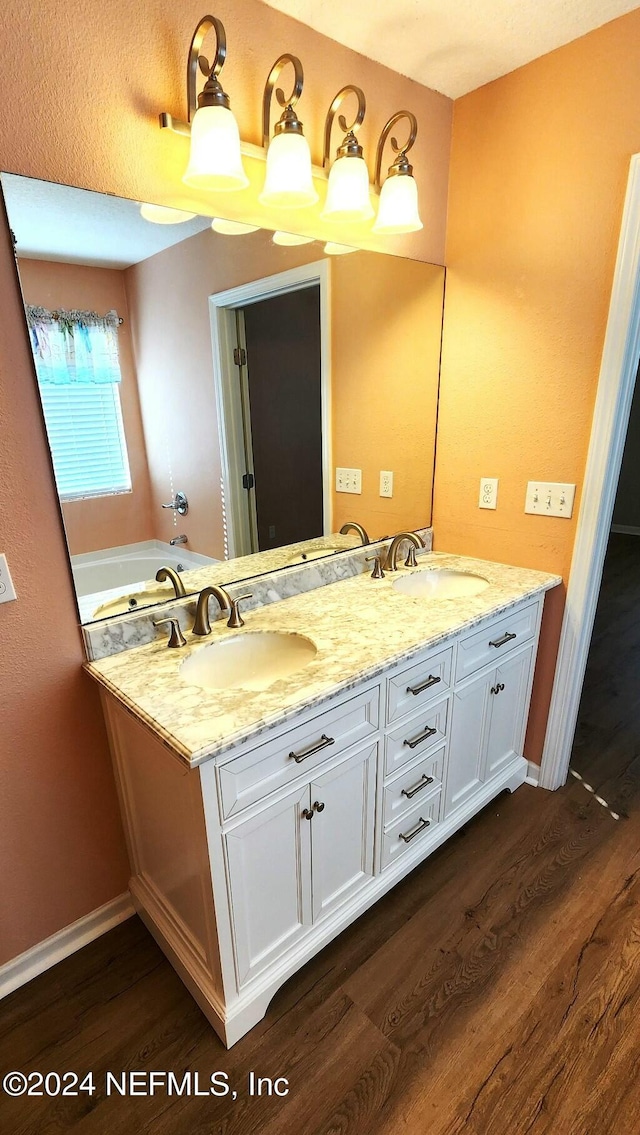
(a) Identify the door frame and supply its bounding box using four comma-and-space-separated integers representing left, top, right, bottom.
209, 260, 331, 560
539, 153, 640, 789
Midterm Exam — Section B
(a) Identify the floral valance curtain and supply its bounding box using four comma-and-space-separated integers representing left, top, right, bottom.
25, 306, 122, 386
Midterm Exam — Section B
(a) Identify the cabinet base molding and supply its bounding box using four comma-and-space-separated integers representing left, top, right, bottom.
132, 759, 527, 1047
0, 893, 134, 1002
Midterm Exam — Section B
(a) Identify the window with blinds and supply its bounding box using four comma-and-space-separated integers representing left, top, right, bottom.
38, 380, 132, 501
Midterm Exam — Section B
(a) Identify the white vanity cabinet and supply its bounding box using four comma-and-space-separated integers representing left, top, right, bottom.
100, 591, 544, 1048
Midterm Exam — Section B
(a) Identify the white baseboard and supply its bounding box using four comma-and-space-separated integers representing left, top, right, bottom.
525, 761, 541, 786
611, 524, 640, 535
0, 892, 134, 1001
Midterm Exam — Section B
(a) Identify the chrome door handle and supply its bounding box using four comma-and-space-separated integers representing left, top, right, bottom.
403, 724, 437, 750
289, 734, 335, 763
401, 774, 434, 799
489, 631, 516, 648
399, 816, 431, 843
406, 674, 441, 696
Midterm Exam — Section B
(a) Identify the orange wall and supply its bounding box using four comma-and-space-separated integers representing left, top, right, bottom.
331, 253, 444, 537
434, 8, 640, 763
0, 0, 451, 967
17, 258, 154, 555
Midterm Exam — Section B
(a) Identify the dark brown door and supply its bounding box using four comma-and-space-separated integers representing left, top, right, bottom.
242, 286, 323, 550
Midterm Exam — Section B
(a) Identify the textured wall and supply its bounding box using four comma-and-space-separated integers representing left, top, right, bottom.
0, 0, 451, 966
434, 8, 640, 763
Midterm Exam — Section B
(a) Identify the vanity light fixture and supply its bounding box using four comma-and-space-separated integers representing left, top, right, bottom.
211, 218, 260, 235
139, 203, 197, 224
321, 86, 373, 224
273, 231, 315, 246
175, 16, 249, 192
259, 55, 318, 209
323, 241, 357, 255
373, 112, 423, 235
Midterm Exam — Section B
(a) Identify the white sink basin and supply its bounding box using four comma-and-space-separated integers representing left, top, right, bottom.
92, 584, 174, 618
392, 568, 490, 600
180, 632, 317, 692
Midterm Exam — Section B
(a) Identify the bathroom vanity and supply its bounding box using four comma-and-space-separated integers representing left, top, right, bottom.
87, 553, 560, 1047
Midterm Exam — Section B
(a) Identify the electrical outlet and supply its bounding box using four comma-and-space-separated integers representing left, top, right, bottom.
335, 467, 362, 494
479, 477, 499, 510
380, 470, 393, 498
0, 554, 17, 603
525, 481, 576, 518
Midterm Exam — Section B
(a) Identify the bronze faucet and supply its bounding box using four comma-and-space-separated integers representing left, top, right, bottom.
192, 586, 253, 635
383, 531, 425, 571
339, 522, 370, 545
155, 565, 187, 598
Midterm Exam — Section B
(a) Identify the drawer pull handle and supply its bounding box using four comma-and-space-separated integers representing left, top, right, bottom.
406, 674, 441, 696
401, 774, 434, 799
403, 724, 437, 750
399, 816, 432, 843
289, 734, 335, 763
489, 631, 517, 649
302, 808, 314, 821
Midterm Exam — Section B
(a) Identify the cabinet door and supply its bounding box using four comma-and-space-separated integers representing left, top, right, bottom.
483, 644, 534, 781
309, 743, 377, 923
225, 785, 312, 987
444, 673, 492, 818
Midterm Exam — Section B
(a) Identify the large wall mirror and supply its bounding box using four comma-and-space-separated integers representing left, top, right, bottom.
1, 173, 445, 624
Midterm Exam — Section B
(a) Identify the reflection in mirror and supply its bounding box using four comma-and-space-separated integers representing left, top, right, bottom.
2, 173, 445, 624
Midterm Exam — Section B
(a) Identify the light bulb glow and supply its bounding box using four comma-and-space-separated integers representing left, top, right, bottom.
273, 231, 315, 246
321, 154, 374, 223
373, 172, 423, 235
183, 104, 249, 191
324, 242, 357, 255
211, 218, 260, 235
139, 203, 197, 224
260, 132, 319, 209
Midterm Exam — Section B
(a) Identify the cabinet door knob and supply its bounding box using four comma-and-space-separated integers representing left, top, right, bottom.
313, 800, 325, 813
302, 808, 314, 821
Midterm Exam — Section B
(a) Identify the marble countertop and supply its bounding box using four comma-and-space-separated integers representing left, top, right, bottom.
85, 552, 561, 768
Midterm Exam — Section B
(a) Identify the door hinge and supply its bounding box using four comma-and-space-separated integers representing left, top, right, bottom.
242, 472, 255, 490
233, 346, 247, 367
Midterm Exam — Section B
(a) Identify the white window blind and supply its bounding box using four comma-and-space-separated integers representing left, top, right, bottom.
39, 381, 132, 500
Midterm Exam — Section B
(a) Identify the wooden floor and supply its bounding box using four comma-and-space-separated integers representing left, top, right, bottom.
2, 532, 640, 1134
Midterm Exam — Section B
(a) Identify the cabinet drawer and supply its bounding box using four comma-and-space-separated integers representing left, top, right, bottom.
386, 645, 453, 725
219, 686, 380, 819
455, 600, 539, 682
382, 745, 444, 828
380, 791, 441, 870
384, 697, 449, 777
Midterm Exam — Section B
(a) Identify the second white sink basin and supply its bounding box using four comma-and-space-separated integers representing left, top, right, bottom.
393, 568, 490, 600
180, 631, 317, 692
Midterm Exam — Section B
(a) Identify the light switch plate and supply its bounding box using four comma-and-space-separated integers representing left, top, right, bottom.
336, 467, 362, 494
479, 477, 498, 510
525, 481, 576, 518
0, 554, 17, 603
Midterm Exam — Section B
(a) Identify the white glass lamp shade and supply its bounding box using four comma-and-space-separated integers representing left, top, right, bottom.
273, 231, 315, 246
139, 203, 196, 224
259, 131, 319, 209
211, 218, 260, 235
321, 155, 374, 223
373, 172, 423, 235
324, 241, 357, 255
183, 105, 249, 191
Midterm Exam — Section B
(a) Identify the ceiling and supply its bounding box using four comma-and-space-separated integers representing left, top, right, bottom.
259, 0, 639, 98
1, 174, 212, 269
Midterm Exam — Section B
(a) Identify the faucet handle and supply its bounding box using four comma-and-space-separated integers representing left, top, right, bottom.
227, 593, 253, 629
153, 617, 187, 648
405, 546, 418, 568
365, 553, 385, 579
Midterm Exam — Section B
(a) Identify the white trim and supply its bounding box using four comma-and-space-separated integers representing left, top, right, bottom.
540, 153, 640, 791
525, 761, 540, 786
0, 892, 134, 1000
611, 524, 640, 535
209, 261, 332, 559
